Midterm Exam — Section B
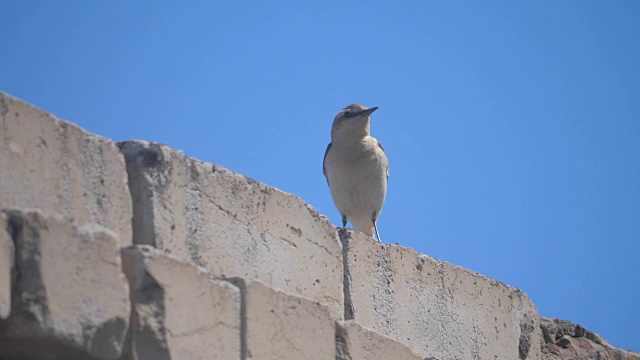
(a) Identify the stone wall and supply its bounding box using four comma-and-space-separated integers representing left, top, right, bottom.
0, 91, 636, 360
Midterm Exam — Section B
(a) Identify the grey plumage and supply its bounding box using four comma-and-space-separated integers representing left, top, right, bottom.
323, 104, 389, 242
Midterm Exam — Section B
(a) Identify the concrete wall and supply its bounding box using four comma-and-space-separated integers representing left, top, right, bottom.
1, 91, 636, 360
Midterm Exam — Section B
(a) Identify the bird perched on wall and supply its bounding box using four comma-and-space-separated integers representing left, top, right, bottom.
323, 104, 389, 242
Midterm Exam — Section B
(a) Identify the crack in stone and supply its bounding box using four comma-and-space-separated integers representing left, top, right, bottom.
165, 320, 239, 338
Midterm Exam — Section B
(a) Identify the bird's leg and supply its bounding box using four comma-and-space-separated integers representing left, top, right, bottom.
372, 211, 382, 243
373, 222, 382, 243
342, 214, 347, 228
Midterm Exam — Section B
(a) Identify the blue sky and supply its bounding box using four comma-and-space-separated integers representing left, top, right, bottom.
2, 1, 639, 351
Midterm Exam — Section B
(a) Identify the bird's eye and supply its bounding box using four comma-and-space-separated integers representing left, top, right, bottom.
343, 111, 354, 118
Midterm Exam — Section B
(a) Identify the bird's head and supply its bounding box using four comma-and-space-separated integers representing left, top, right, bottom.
331, 104, 378, 140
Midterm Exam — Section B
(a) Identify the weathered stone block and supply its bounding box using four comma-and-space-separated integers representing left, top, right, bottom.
542, 336, 640, 360
336, 320, 422, 360
541, 317, 640, 360
0, 212, 13, 319
121, 245, 241, 360
0, 92, 132, 247
341, 229, 542, 360
241, 280, 335, 360
119, 140, 343, 319
0, 210, 130, 360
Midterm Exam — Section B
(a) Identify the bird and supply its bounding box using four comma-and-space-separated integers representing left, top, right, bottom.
323, 104, 389, 242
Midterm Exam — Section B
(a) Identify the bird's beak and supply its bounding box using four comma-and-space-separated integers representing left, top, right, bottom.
359, 107, 379, 117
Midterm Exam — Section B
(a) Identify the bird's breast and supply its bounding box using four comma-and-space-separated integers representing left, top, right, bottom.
326, 138, 388, 175
325, 137, 388, 219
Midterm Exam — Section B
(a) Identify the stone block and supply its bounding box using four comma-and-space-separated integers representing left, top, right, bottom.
0, 210, 130, 360
336, 320, 422, 360
121, 245, 241, 360
0, 92, 132, 247
341, 229, 542, 360
541, 317, 640, 360
0, 212, 13, 319
542, 335, 640, 360
119, 140, 343, 319
241, 280, 335, 360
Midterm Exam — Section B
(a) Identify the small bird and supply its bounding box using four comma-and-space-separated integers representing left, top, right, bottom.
323, 104, 389, 242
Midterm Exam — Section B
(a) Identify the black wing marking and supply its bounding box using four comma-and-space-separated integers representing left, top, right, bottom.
323, 143, 332, 179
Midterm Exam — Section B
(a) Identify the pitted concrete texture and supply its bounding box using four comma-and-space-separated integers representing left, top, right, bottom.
242, 280, 335, 360
0, 92, 132, 247
0, 212, 13, 319
2, 92, 636, 359
340, 229, 542, 360
121, 245, 240, 360
119, 140, 344, 319
0, 210, 130, 360
336, 320, 423, 360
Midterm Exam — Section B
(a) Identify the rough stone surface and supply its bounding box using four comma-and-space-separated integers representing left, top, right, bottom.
341, 229, 542, 360
0, 212, 13, 319
1, 92, 637, 359
336, 320, 423, 360
0, 92, 132, 247
541, 317, 640, 360
121, 245, 240, 360
242, 280, 335, 360
118, 140, 343, 319
0, 210, 130, 360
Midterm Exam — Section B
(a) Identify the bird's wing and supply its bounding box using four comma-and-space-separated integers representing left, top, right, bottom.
323, 143, 332, 179
377, 141, 389, 181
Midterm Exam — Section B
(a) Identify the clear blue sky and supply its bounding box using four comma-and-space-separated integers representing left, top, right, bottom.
2, 1, 639, 352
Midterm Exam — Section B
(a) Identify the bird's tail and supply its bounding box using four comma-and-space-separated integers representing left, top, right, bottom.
352, 221, 375, 238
